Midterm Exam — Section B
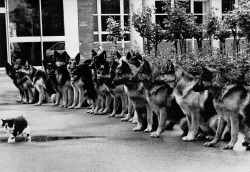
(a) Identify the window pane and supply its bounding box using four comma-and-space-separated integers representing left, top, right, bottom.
222, 0, 235, 13
195, 15, 203, 24
124, 34, 130, 41
0, 13, 7, 67
155, 1, 165, 14
124, 15, 129, 28
43, 42, 65, 59
101, 16, 120, 31
0, 0, 4, 7
124, 0, 129, 14
94, 16, 98, 32
101, 0, 120, 14
9, 0, 40, 37
194, 2, 203, 14
42, 0, 64, 36
156, 15, 166, 28
12, 42, 41, 66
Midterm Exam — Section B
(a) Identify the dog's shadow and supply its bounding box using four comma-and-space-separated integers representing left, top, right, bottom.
0, 135, 104, 143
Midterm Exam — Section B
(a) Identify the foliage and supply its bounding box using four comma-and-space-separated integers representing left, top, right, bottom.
106, 17, 130, 45
132, 6, 166, 57
162, 0, 196, 54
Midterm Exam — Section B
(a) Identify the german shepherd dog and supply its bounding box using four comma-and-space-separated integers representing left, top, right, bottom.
68, 58, 98, 111
66, 53, 84, 109
118, 51, 143, 123
132, 58, 186, 137
12, 59, 34, 104
113, 60, 153, 133
96, 51, 128, 118
51, 51, 73, 108
5, 62, 25, 103
192, 66, 250, 150
160, 60, 216, 141
89, 51, 112, 115
20, 61, 57, 106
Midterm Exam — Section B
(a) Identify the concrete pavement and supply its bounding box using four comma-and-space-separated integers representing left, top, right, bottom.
0, 75, 250, 172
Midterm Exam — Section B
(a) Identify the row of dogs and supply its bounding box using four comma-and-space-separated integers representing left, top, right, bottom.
4, 50, 250, 150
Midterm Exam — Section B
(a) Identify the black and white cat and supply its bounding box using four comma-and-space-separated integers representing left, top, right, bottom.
1, 116, 31, 143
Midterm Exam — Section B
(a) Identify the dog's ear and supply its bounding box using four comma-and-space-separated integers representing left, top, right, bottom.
166, 60, 175, 74
102, 51, 107, 60
75, 53, 81, 64
143, 59, 151, 71
62, 51, 70, 63
136, 52, 143, 61
126, 52, 132, 61
4, 62, 11, 69
24, 60, 30, 69
91, 49, 97, 58
42, 60, 47, 70
54, 50, 60, 57
116, 51, 122, 59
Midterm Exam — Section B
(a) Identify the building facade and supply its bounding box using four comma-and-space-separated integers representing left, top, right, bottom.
0, 0, 236, 67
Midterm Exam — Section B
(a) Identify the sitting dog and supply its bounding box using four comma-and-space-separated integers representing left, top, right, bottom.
96, 51, 128, 118
193, 66, 250, 150
69, 59, 98, 111
21, 61, 56, 106
113, 60, 153, 132
5, 62, 24, 103
160, 60, 216, 141
13, 59, 34, 104
67, 53, 85, 109
50, 51, 73, 108
89, 50, 112, 115
132, 58, 185, 137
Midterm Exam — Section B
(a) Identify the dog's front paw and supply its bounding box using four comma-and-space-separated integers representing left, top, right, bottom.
144, 127, 153, 133
115, 114, 124, 118
150, 132, 160, 138
34, 103, 42, 106
204, 141, 216, 147
182, 136, 196, 142
205, 135, 214, 140
222, 144, 234, 150
108, 113, 115, 117
74, 106, 81, 109
133, 126, 143, 131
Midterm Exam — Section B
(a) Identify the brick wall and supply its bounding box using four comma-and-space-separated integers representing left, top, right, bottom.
77, 0, 94, 59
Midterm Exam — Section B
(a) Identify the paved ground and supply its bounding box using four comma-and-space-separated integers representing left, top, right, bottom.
0, 75, 250, 172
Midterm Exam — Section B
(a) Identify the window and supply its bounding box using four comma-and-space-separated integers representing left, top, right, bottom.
0, 0, 4, 7
194, 1, 208, 24
93, 0, 130, 47
222, 0, 235, 13
8, 0, 65, 66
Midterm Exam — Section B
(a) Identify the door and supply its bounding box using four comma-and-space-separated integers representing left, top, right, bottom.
0, 0, 7, 67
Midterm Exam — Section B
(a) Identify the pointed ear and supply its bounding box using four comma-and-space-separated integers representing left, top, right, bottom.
102, 51, 107, 60
24, 61, 30, 68
136, 52, 143, 61
75, 53, 81, 64
126, 52, 132, 61
42, 60, 47, 69
4, 62, 11, 68
91, 49, 97, 57
116, 51, 122, 59
54, 50, 60, 57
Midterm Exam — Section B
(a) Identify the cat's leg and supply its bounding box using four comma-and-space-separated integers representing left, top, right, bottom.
23, 125, 31, 142
8, 134, 16, 143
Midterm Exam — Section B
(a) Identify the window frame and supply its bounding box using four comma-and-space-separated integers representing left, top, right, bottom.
93, 0, 130, 48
